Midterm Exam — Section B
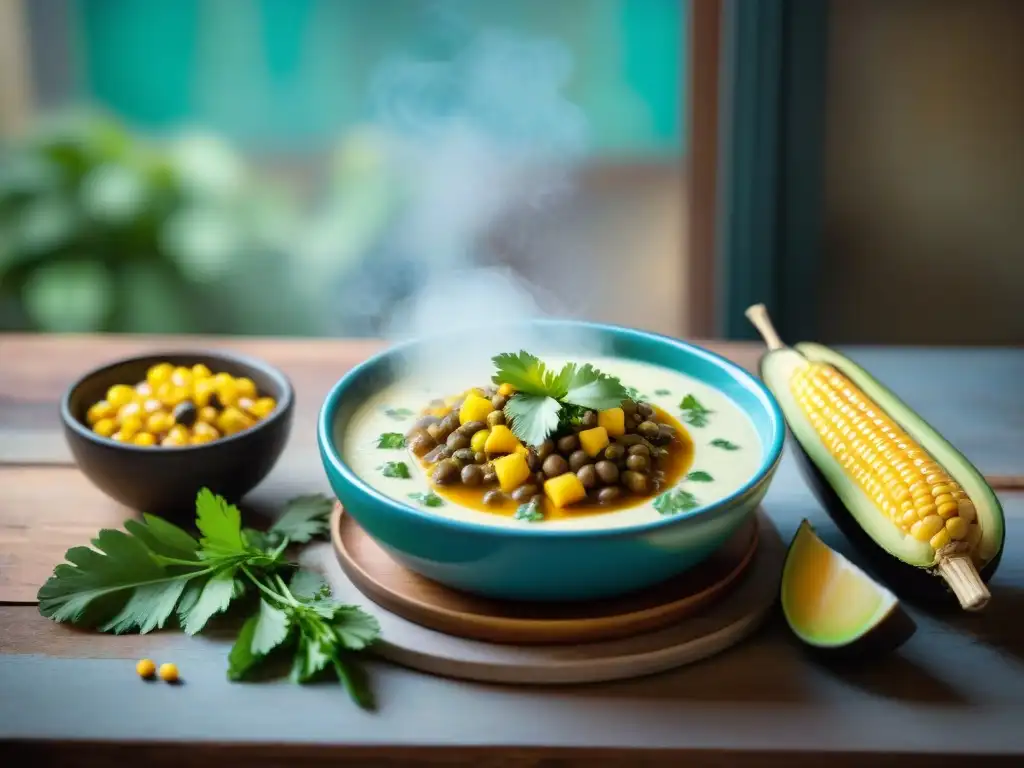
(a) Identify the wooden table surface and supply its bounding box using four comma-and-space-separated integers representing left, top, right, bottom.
1, 333, 1023, 767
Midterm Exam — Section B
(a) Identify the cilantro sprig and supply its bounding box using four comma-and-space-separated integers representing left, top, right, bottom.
37, 489, 380, 709
491, 351, 630, 446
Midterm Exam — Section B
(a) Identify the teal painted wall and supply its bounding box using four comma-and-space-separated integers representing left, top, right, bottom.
73, 0, 686, 159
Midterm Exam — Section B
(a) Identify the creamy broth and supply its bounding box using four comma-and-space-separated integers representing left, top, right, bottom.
339, 356, 763, 531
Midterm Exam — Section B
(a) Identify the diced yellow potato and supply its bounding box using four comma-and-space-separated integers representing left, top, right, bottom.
498, 383, 516, 397
493, 452, 531, 493
484, 424, 521, 454
578, 426, 610, 457
515, 443, 529, 456
470, 428, 490, 454
597, 407, 625, 437
459, 393, 494, 425
544, 472, 587, 508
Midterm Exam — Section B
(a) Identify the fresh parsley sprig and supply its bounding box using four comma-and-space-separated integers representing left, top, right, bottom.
491, 351, 630, 446
37, 489, 380, 709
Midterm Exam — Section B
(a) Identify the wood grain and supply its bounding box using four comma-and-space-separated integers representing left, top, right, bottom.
334, 502, 759, 645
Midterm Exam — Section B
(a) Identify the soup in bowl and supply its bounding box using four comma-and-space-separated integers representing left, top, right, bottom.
318, 321, 785, 602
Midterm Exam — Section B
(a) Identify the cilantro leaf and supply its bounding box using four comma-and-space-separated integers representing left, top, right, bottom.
514, 500, 544, 522
561, 363, 629, 410
653, 488, 700, 516
37, 526, 205, 629
654, 388, 671, 396
504, 393, 562, 447
124, 514, 199, 561
180, 566, 238, 635
292, 634, 333, 683
379, 461, 410, 479
685, 470, 714, 483
330, 605, 381, 650
195, 488, 248, 557
680, 394, 713, 428
376, 432, 406, 449
383, 407, 413, 420
334, 654, 375, 710
289, 569, 330, 601
268, 494, 334, 544
252, 597, 292, 655
491, 350, 566, 398
408, 491, 444, 508
711, 438, 741, 451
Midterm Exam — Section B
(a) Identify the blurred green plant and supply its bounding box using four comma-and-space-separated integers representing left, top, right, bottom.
0, 110, 301, 334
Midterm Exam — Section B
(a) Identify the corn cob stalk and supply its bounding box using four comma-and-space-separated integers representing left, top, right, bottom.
746, 303, 990, 610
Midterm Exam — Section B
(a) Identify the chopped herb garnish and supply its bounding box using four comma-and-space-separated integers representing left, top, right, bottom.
514, 500, 544, 522
492, 351, 629, 446
654, 388, 671, 396
376, 432, 406, 449
685, 470, 714, 483
379, 461, 411, 479
653, 488, 700, 516
383, 408, 413, 420
408, 491, 444, 508
680, 394, 713, 428
710, 438, 740, 451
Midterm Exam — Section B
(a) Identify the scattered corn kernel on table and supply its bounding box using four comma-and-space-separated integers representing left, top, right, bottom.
2, 334, 1024, 767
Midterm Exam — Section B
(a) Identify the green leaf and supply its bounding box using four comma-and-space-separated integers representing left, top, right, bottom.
330, 606, 381, 651
408, 491, 444, 508
251, 598, 291, 656
561, 363, 629, 410
37, 527, 198, 627
99, 578, 191, 634
503, 393, 562, 447
514, 500, 544, 522
333, 654, 375, 710
291, 634, 333, 683
22, 260, 114, 333
376, 432, 406, 449
194, 488, 247, 556
383, 407, 413, 420
227, 614, 262, 681
379, 461, 410, 479
124, 514, 200, 561
685, 470, 714, 483
491, 350, 565, 398
710, 438, 741, 451
268, 494, 334, 544
653, 488, 700, 516
680, 394, 713, 428
654, 388, 671, 396
289, 569, 330, 601
180, 566, 238, 635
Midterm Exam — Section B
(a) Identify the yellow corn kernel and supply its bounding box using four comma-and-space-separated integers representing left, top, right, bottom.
117, 402, 142, 421
459, 393, 494, 425
484, 425, 521, 454
191, 363, 213, 379
141, 397, 164, 414
145, 411, 173, 435
789, 361, 978, 552
249, 397, 277, 419
911, 515, 944, 542
119, 415, 143, 439
578, 426, 610, 458
470, 429, 490, 454
171, 367, 193, 387
215, 378, 239, 407
106, 384, 135, 408
544, 472, 587, 508
498, 383, 515, 397
167, 424, 190, 443
930, 529, 951, 550
491, 452, 531, 493
146, 363, 174, 388
597, 408, 626, 437
235, 377, 258, 399
93, 418, 117, 438
193, 379, 215, 408
136, 658, 156, 678
193, 421, 220, 440
216, 407, 252, 436
86, 400, 116, 425
198, 406, 219, 424
132, 432, 157, 447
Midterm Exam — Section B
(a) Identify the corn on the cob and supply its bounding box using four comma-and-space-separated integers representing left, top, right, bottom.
790, 362, 980, 554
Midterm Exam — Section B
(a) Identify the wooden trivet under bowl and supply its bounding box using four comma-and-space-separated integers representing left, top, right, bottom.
331, 502, 760, 646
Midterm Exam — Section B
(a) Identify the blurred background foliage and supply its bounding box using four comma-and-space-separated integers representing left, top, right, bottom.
2, 0, 685, 336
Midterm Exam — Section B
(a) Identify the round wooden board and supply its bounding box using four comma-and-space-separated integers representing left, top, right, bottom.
308, 507, 784, 686
331, 504, 761, 645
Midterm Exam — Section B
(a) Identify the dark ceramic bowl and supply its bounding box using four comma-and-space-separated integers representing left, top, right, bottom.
61, 351, 295, 517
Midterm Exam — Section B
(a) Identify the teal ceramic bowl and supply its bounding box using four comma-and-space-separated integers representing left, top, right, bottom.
317, 320, 785, 602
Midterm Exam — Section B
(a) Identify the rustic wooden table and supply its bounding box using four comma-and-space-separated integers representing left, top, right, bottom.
1, 334, 1023, 767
